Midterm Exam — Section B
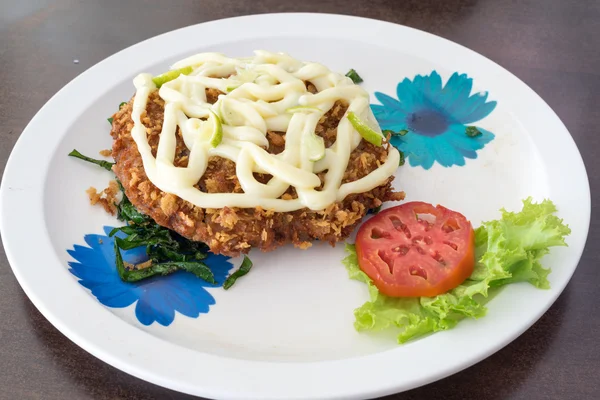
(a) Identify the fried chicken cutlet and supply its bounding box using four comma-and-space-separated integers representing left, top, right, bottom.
111, 52, 404, 257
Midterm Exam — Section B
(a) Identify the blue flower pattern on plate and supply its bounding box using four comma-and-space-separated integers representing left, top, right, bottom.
67, 226, 233, 326
371, 71, 497, 169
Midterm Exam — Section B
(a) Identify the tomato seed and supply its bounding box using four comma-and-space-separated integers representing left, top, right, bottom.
415, 213, 436, 224
442, 217, 460, 233
378, 250, 395, 274
409, 265, 428, 280
419, 220, 433, 231
392, 245, 410, 255
389, 216, 412, 238
443, 241, 458, 250
431, 251, 446, 265
412, 235, 424, 243
371, 228, 391, 240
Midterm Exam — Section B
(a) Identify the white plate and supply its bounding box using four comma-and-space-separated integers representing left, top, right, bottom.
0, 13, 590, 400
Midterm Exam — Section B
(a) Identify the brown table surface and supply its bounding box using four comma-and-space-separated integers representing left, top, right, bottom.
1, 0, 599, 399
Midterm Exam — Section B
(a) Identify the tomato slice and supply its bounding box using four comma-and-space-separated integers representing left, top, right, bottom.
355, 202, 475, 297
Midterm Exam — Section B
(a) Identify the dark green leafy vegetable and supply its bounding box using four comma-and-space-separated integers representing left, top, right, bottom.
345, 69, 363, 84
116, 194, 152, 224
68, 149, 114, 172
466, 126, 482, 137
367, 205, 382, 215
399, 150, 405, 166
107, 102, 127, 125
223, 256, 253, 290
111, 213, 214, 282
114, 241, 215, 283
110, 222, 208, 263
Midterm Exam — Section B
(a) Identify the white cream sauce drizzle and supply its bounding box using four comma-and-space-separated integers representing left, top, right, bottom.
130, 51, 400, 212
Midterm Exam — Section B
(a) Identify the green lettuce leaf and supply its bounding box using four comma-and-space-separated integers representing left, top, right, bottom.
343, 198, 571, 344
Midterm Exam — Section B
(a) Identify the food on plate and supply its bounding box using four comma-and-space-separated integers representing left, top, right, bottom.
110, 51, 404, 257
345, 69, 363, 84
223, 255, 253, 290
343, 198, 571, 343
68, 50, 573, 341
355, 202, 475, 298
85, 181, 120, 215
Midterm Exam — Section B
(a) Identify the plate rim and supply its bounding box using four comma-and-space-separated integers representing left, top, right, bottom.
0, 12, 591, 400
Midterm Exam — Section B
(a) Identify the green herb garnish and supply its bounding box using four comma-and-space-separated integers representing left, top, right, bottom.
368, 205, 382, 215
114, 241, 215, 283
68, 149, 114, 172
399, 150, 405, 166
110, 223, 209, 263
345, 69, 363, 84
115, 193, 152, 224
347, 112, 384, 146
223, 255, 253, 290
107, 102, 127, 125
465, 126, 482, 137
152, 66, 193, 88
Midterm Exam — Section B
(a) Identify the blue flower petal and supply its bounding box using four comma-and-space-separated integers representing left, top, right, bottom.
459, 100, 497, 124
374, 92, 404, 111
205, 253, 235, 286
84, 233, 106, 249
68, 246, 108, 268
88, 280, 132, 297
409, 146, 435, 169
164, 286, 203, 318
371, 92, 410, 131
422, 71, 443, 101
446, 124, 495, 152
68, 263, 117, 282
460, 148, 478, 159
449, 90, 489, 124
396, 77, 420, 111
397, 75, 434, 112
370, 107, 408, 133
440, 73, 473, 111
392, 134, 436, 170
430, 135, 466, 167
471, 126, 495, 147
409, 75, 428, 110
136, 286, 177, 326
95, 287, 139, 308
167, 276, 217, 316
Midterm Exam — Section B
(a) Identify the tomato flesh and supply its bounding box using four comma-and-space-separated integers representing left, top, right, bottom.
355, 202, 475, 297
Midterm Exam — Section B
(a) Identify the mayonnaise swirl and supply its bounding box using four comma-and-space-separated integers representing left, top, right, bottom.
130, 51, 400, 212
